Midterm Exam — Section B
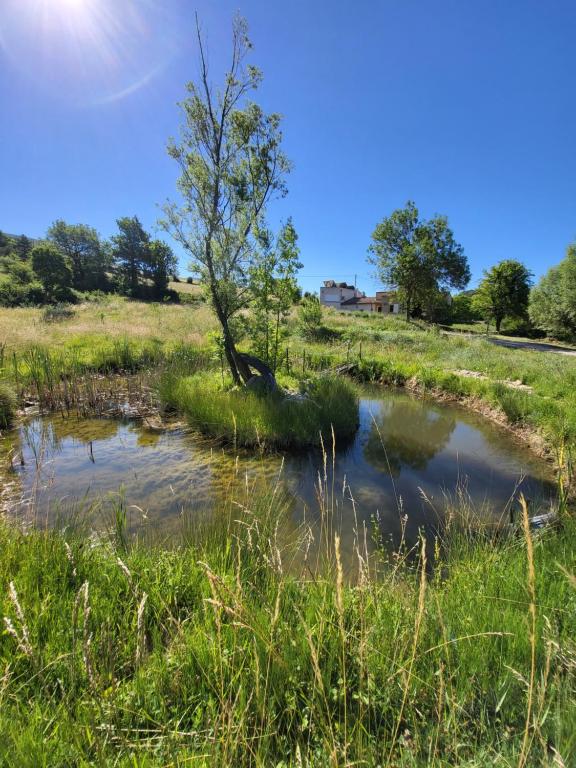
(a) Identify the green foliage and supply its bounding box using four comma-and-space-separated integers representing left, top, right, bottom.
248, 219, 302, 369
110, 216, 151, 296
47, 219, 109, 291
13, 234, 33, 261
298, 294, 324, 339
145, 240, 178, 298
0, 231, 12, 257
161, 15, 291, 385
473, 260, 533, 333
448, 291, 482, 324
0, 381, 16, 429
530, 243, 576, 341
159, 373, 359, 449
30, 244, 73, 302
0, 281, 45, 308
368, 201, 470, 320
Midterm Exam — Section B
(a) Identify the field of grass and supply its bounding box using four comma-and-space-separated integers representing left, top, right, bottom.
0, 295, 216, 351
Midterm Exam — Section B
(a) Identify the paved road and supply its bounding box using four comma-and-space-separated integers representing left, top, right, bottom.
444, 331, 576, 356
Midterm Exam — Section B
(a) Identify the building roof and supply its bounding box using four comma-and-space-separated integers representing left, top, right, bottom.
341, 296, 378, 305
323, 280, 356, 290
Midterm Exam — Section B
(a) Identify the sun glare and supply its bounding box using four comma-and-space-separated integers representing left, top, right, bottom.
1, 0, 181, 105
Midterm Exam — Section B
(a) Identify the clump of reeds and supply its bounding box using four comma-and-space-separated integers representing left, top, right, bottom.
158, 372, 359, 449
0, 381, 16, 430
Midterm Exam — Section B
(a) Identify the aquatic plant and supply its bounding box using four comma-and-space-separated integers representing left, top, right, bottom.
159, 373, 359, 449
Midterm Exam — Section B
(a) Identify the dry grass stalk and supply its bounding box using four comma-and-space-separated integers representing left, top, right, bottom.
4, 581, 33, 658
135, 592, 148, 667
518, 494, 536, 768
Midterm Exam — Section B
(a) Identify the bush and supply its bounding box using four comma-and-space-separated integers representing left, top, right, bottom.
159, 374, 359, 449
0, 381, 16, 429
42, 303, 76, 323
0, 281, 45, 307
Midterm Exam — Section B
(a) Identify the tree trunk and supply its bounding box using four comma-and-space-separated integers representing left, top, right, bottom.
495, 316, 502, 333
210, 288, 252, 385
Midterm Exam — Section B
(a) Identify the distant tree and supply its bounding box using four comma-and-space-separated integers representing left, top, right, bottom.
47, 220, 108, 291
111, 216, 151, 296
473, 260, 533, 333
0, 231, 12, 258
248, 219, 302, 369
145, 240, 178, 298
14, 235, 33, 261
31, 244, 72, 302
160, 15, 290, 385
529, 243, 576, 341
449, 291, 482, 324
4, 257, 35, 285
368, 201, 470, 321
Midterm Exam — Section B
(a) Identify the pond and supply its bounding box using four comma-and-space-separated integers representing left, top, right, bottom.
1, 387, 557, 561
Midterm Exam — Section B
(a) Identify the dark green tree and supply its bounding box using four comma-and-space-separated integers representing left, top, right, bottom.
47, 220, 108, 291
14, 235, 33, 261
145, 240, 178, 298
368, 201, 470, 321
161, 15, 290, 385
111, 216, 151, 296
529, 244, 576, 341
0, 231, 12, 258
473, 260, 533, 333
31, 244, 72, 301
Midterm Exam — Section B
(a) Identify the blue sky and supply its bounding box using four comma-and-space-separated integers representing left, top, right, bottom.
1, 0, 574, 294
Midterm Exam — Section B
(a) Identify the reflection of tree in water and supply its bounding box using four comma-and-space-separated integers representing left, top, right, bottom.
20, 417, 121, 458
364, 399, 456, 476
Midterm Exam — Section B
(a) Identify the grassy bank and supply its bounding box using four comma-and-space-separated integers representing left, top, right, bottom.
160, 373, 359, 449
0, 485, 575, 766
287, 312, 576, 461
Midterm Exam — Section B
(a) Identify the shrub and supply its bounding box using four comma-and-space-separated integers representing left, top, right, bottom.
42, 303, 76, 323
159, 374, 359, 449
0, 281, 45, 307
0, 381, 16, 429
298, 295, 324, 340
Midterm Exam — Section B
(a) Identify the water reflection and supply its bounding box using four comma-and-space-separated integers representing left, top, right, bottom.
0, 387, 557, 560
363, 398, 456, 475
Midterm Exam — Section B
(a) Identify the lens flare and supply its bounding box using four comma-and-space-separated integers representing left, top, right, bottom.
0, 0, 182, 106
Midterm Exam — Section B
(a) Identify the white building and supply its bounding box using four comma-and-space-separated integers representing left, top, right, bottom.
319, 280, 362, 309
320, 280, 400, 314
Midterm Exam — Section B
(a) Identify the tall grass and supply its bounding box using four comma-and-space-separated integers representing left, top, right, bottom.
159, 373, 359, 449
0, 381, 15, 429
0, 475, 575, 766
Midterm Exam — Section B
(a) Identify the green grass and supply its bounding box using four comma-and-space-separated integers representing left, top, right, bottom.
0, 380, 15, 429
159, 372, 359, 449
0, 485, 575, 766
284, 312, 576, 457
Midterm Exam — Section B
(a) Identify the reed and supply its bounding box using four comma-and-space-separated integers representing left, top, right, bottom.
0, 381, 15, 429
159, 373, 359, 449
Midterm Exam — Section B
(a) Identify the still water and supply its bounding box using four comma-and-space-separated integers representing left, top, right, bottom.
1, 387, 556, 554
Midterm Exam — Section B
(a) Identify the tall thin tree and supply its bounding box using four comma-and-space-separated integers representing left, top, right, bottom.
161, 15, 290, 384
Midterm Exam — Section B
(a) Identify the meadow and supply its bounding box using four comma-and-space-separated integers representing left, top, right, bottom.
1, 296, 576, 765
